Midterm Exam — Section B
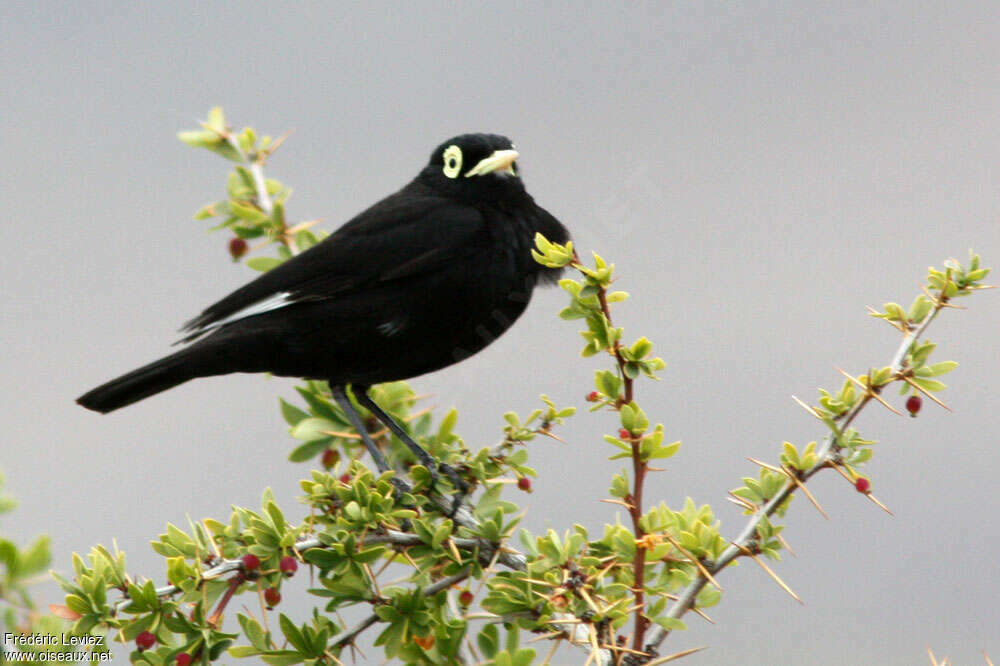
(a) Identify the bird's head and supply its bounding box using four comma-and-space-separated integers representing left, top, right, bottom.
420, 133, 527, 204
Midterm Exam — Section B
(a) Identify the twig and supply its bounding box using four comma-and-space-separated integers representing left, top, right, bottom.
639, 283, 953, 657
334, 568, 471, 649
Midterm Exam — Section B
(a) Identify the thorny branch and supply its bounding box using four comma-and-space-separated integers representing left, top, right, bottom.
635, 276, 973, 662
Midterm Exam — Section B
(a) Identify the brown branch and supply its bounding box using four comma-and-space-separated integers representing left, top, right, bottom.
589, 271, 647, 658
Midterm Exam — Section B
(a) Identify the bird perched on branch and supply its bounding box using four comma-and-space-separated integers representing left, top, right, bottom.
77, 133, 570, 496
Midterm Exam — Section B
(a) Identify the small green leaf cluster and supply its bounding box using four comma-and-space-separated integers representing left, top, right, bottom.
501, 395, 575, 445
899, 342, 958, 396
484, 503, 726, 637
476, 625, 535, 666
180, 107, 321, 265
1, 472, 81, 663
530, 232, 575, 268
229, 612, 338, 664
54, 491, 317, 664
58, 393, 565, 665
485, 526, 633, 628
731, 468, 794, 517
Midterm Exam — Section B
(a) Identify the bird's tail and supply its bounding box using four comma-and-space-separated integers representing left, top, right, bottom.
77, 348, 201, 414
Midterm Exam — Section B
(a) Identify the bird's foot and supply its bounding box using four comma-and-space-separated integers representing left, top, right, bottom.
390, 476, 412, 497
436, 461, 469, 517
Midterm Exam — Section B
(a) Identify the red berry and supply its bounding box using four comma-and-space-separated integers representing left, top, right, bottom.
321, 448, 339, 469
280, 555, 298, 577
855, 477, 871, 494
135, 631, 156, 651
619, 428, 631, 440
228, 237, 248, 260
906, 394, 922, 417
339, 473, 352, 484
241, 554, 261, 571
517, 477, 532, 492
176, 654, 193, 666
458, 589, 474, 606
264, 587, 281, 608
586, 391, 600, 402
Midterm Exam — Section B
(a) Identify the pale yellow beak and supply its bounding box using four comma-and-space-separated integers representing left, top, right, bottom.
464, 149, 519, 177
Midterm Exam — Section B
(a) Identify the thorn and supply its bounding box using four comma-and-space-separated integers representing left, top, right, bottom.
865, 492, 894, 516
284, 219, 320, 234
265, 129, 293, 156
902, 377, 953, 412
734, 542, 802, 604
536, 429, 567, 444
542, 616, 585, 625
599, 498, 634, 510
867, 306, 907, 332
747, 457, 784, 474
781, 465, 828, 520
323, 429, 367, 440
867, 389, 905, 416
828, 461, 855, 484
726, 494, 757, 512
835, 368, 904, 416
539, 638, 562, 666
776, 532, 796, 557
663, 534, 722, 592
577, 587, 601, 615
586, 623, 601, 663
606, 643, 649, 656
791, 395, 825, 420
690, 605, 714, 624
836, 367, 864, 387
920, 285, 965, 309
644, 646, 708, 664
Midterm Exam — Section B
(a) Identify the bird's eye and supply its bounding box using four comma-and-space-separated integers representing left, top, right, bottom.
442, 145, 462, 178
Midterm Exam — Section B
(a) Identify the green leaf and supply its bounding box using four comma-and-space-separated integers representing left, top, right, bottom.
246, 257, 286, 272
279, 399, 309, 426
205, 106, 227, 132
238, 613, 269, 651
477, 624, 499, 659
260, 651, 306, 665
924, 361, 958, 376
912, 378, 946, 392
278, 614, 309, 653
653, 616, 686, 631
291, 418, 338, 441
288, 439, 331, 462
230, 201, 270, 225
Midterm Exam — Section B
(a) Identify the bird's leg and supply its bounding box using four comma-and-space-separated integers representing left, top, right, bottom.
352, 386, 469, 513
330, 385, 409, 497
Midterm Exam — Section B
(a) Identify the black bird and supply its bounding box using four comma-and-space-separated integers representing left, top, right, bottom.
77, 133, 570, 491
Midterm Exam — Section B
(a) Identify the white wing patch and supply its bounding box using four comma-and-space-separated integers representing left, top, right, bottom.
377, 318, 407, 337
199, 291, 295, 333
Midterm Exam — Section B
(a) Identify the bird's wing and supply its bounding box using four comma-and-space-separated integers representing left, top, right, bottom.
179, 188, 485, 341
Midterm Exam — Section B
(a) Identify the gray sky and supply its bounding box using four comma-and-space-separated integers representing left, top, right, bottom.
3, 3, 999, 664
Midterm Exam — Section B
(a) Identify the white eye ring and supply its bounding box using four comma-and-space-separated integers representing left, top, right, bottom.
442, 145, 462, 178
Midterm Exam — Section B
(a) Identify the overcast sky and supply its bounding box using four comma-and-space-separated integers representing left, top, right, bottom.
3, 3, 999, 664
